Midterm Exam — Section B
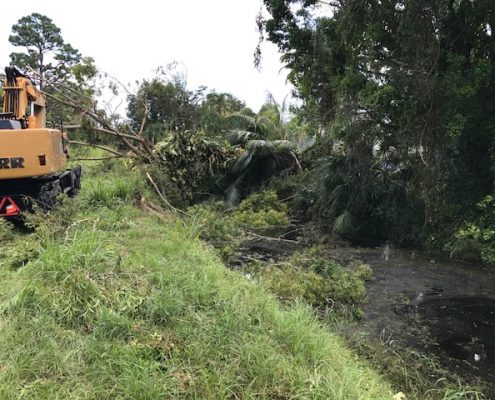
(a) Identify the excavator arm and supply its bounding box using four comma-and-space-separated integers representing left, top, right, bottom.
2, 66, 45, 129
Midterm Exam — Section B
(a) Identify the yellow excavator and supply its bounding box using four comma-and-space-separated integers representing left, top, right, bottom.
0, 67, 81, 218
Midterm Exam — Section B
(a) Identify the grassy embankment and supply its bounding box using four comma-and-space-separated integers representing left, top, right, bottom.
0, 159, 393, 399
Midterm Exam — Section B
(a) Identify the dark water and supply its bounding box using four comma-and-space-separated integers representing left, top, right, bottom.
230, 235, 495, 393
417, 296, 495, 370
351, 247, 495, 395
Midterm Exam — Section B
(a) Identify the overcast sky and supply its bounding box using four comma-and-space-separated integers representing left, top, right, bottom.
0, 0, 293, 112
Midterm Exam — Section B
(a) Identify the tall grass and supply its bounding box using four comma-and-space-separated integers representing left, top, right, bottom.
0, 161, 393, 399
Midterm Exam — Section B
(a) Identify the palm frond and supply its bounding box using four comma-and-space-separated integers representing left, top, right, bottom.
232, 151, 254, 175
224, 113, 257, 130
332, 210, 354, 235
326, 184, 349, 216
246, 140, 276, 156
226, 129, 257, 145
225, 181, 243, 206
272, 140, 296, 150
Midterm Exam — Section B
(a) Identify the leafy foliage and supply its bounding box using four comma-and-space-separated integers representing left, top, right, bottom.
188, 195, 370, 319
448, 195, 495, 266
224, 94, 302, 145
305, 150, 421, 243
8, 13, 96, 125
188, 190, 289, 260
221, 139, 301, 205
231, 190, 289, 228
187, 201, 241, 260
150, 131, 235, 205
225, 110, 284, 142
261, 0, 495, 248
9, 13, 78, 86
200, 92, 245, 136
249, 245, 372, 319
127, 70, 203, 141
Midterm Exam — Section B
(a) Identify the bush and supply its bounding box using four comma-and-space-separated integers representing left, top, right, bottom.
152, 131, 234, 205
447, 195, 495, 266
232, 190, 289, 228
248, 246, 372, 318
267, 171, 315, 216
290, 246, 371, 305
258, 264, 328, 305
187, 191, 290, 260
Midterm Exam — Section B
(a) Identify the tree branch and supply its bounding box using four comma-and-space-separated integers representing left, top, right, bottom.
101, 71, 149, 137
72, 156, 123, 161
29, 67, 156, 162
68, 140, 127, 157
65, 125, 147, 143
146, 172, 191, 217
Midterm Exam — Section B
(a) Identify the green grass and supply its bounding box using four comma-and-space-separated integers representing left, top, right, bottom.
0, 161, 393, 399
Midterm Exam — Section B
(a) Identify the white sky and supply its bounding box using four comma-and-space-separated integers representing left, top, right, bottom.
0, 0, 293, 113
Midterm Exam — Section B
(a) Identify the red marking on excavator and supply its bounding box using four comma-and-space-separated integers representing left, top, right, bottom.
0, 196, 21, 216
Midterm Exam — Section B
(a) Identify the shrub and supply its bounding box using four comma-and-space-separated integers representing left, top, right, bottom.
290, 247, 371, 305
259, 264, 328, 305
267, 172, 310, 212
232, 190, 289, 228
188, 191, 290, 260
153, 131, 234, 205
447, 195, 495, 266
249, 246, 372, 318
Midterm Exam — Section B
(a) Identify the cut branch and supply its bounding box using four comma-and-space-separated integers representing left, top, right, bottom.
146, 173, 191, 217
246, 231, 299, 243
29, 68, 156, 162
69, 140, 127, 157
65, 125, 147, 143
73, 156, 123, 161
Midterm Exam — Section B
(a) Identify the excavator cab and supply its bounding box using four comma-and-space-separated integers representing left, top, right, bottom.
0, 66, 82, 218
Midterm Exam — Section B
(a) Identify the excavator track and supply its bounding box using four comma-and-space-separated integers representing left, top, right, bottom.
0, 166, 82, 218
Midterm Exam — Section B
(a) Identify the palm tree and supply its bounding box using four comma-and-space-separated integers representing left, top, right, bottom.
224, 93, 295, 143
224, 109, 283, 143
219, 139, 301, 205
218, 96, 302, 204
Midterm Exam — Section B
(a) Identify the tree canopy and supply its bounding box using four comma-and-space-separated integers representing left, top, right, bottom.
127, 77, 202, 141
9, 13, 96, 125
261, 0, 495, 242
9, 13, 88, 87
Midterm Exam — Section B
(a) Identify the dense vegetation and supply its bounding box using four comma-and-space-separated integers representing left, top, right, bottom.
0, 160, 392, 399
2, 5, 495, 398
259, 0, 495, 256
8, 4, 491, 263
